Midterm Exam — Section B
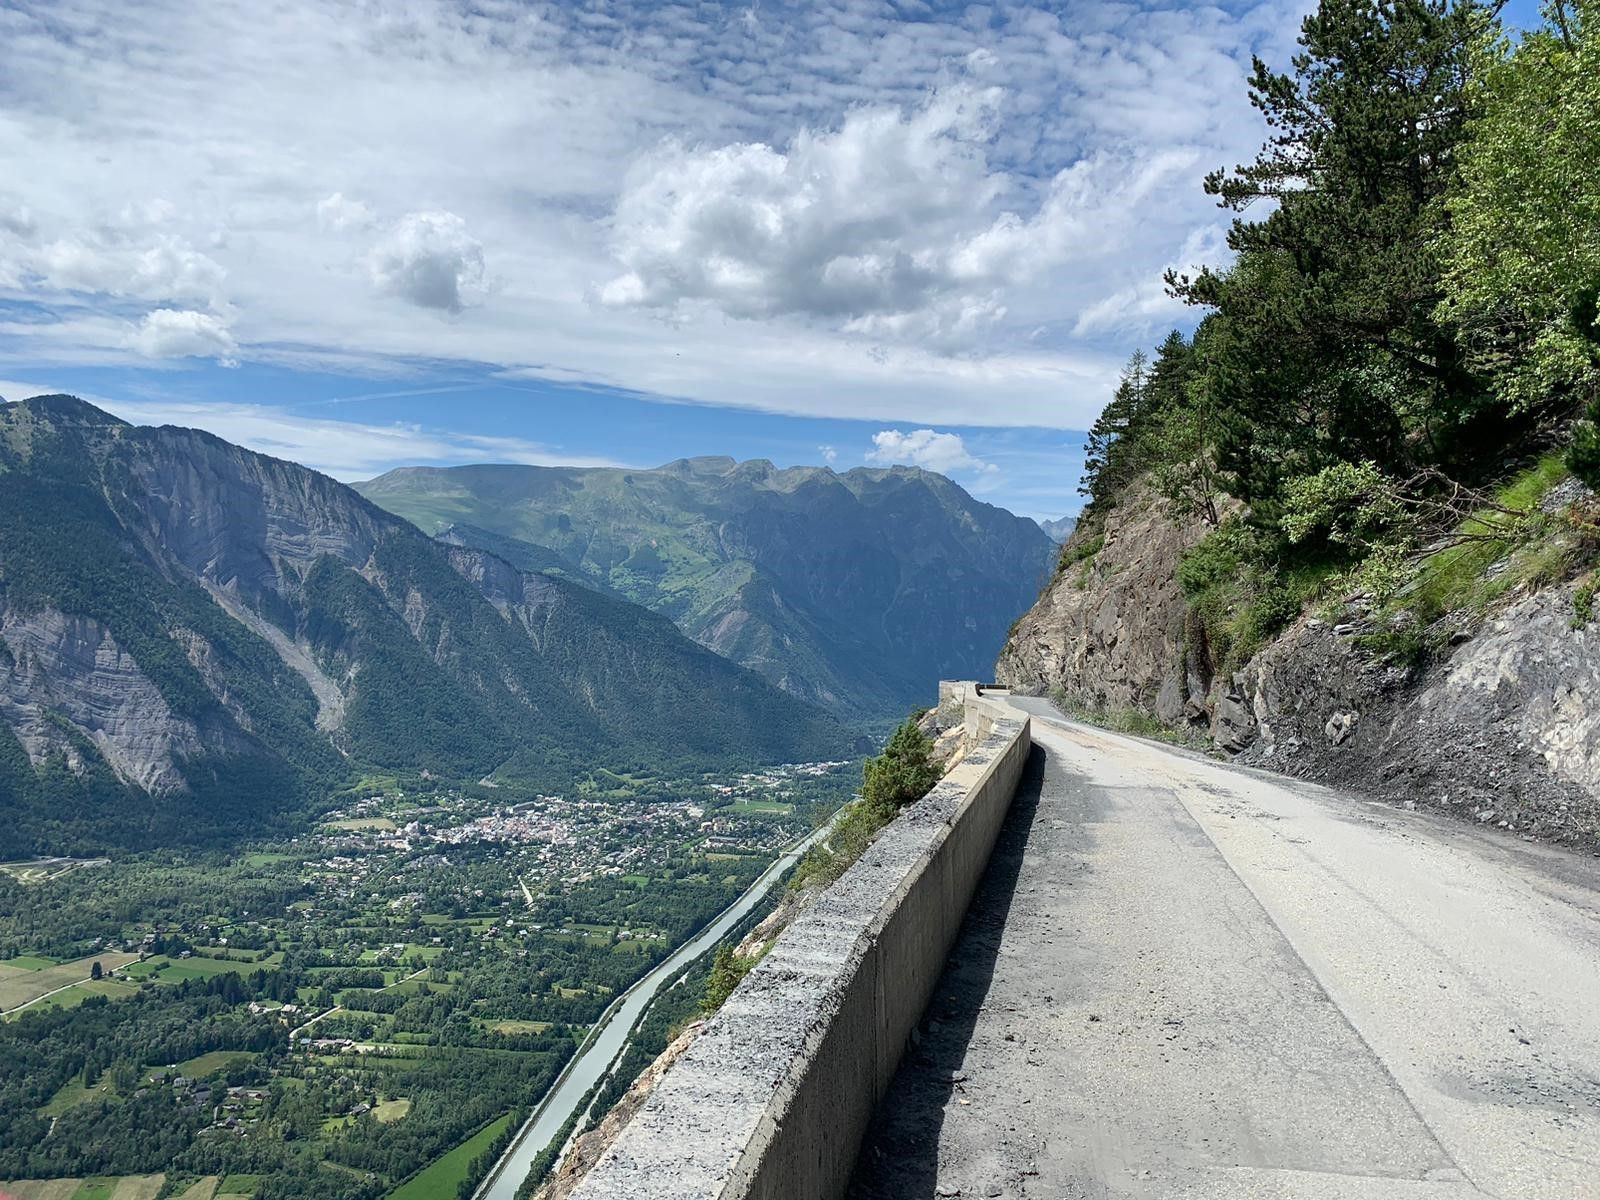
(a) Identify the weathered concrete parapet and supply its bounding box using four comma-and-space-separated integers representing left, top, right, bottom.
568, 683, 1031, 1200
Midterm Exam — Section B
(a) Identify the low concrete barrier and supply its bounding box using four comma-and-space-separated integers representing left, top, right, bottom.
569, 683, 1031, 1200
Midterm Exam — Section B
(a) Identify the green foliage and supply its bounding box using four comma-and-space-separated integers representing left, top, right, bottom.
700, 944, 755, 1013
1575, 573, 1598, 627
860, 715, 942, 814
791, 712, 944, 891
1572, 397, 1600, 489
1179, 521, 1337, 671
1401, 456, 1571, 623
1073, 0, 1600, 677
1442, 0, 1600, 416
1280, 462, 1404, 554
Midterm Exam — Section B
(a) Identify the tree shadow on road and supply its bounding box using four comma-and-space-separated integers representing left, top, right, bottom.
848, 743, 1048, 1200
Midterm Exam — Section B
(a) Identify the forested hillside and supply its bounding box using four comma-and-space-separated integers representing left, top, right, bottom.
1001, 0, 1600, 845
0, 397, 847, 854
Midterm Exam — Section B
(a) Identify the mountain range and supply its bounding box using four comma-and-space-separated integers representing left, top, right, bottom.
0, 396, 847, 855
357, 458, 1056, 716
1037, 516, 1078, 543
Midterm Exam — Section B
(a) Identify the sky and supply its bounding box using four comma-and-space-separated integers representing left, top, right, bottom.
0, 0, 1545, 521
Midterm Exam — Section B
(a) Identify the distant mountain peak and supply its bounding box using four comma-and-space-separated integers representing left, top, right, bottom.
1037, 515, 1078, 543
6, 393, 130, 427
661, 455, 738, 475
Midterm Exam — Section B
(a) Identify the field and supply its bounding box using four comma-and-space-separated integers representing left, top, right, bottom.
125, 956, 255, 984
729, 799, 794, 815
151, 1051, 259, 1080
0, 859, 108, 885
325, 818, 397, 831
40, 1072, 115, 1116
0, 1177, 163, 1200
0, 952, 141, 1014
385, 1114, 511, 1200
374, 1099, 411, 1123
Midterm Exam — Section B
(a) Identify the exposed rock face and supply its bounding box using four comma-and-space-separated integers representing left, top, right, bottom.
0, 603, 221, 792
1209, 586, 1600, 846
996, 478, 1600, 850
997, 483, 1211, 724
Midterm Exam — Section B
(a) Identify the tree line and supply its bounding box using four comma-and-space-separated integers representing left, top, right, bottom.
1077, 0, 1600, 670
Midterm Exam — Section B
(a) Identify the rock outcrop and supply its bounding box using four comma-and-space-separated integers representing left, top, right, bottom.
997, 482, 1211, 724
997, 479, 1600, 850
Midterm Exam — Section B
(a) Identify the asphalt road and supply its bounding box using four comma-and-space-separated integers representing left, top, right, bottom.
850, 697, 1600, 1200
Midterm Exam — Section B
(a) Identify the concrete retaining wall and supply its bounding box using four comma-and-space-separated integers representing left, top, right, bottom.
569, 683, 1030, 1200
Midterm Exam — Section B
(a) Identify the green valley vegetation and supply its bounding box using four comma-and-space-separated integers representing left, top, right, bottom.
0, 758, 856, 1200
788, 714, 943, 893
355, 458, 1057, 720
1073, 0, 1600, 674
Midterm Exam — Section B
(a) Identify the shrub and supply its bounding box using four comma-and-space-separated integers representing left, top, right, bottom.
861, 716, 942, 815
1571, 398, 1600, 491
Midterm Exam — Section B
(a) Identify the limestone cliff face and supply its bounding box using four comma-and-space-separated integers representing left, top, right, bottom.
996, 479, 1600, 849
997, 482, 1211, 724
0, 602, 233, 793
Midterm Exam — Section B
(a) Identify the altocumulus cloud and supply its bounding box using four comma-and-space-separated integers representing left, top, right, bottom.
0, 0, 1310, 426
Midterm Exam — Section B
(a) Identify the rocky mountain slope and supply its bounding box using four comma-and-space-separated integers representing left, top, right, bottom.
0, 396, 847, 855
357, 457, 1056, 717
998, 474, 1600, 850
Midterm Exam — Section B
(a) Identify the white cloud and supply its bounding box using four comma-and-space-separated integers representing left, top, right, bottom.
367, 211, 486, 314
818, 444, 838, 463
866, 428, 998, 478
0, 0, 1312, 429
124, 309, 238, 363
317, 192, 375, 233
0, 379, 61, 402
97, 399, 632, 481
20, 232, 226, 307
1073, 223, 1229, 337
600, 86, 1018, 342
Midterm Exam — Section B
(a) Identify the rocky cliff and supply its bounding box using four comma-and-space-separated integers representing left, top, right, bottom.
997, 476, 1600, 850
998, 481, 1212, 725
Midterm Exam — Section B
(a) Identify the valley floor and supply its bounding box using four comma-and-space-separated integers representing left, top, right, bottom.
851, 697, 1600, 1200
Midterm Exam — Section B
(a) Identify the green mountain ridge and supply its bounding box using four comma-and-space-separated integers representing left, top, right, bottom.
357, 456, 1057, 716
0, 396, 849, 855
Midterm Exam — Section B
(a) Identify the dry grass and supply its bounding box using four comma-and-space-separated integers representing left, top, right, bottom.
0, 953, 141, 1012
107, 1177, 163, 1200
1, 1181, 83, 1200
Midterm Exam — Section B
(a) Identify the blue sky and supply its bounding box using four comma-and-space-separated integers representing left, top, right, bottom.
0, 0, 1545, 521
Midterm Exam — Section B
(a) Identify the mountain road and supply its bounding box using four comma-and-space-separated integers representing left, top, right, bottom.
851, 695, 1600, 1199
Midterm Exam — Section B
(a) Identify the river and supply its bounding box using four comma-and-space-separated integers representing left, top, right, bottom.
472, 815, 838, 1200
